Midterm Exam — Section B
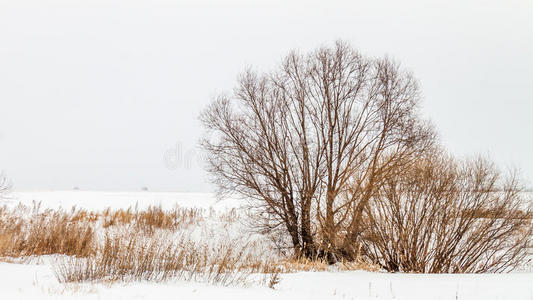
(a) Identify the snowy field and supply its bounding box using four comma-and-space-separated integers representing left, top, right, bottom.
1, 191, 533, 300
5, 190, 240, 211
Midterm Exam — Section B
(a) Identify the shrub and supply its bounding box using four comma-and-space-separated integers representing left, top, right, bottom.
360, 152, 532, 273
0, 172, 11, 199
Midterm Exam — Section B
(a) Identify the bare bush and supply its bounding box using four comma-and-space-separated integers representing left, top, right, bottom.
0, 172, 11, 199
200, 41, 434, 259
360, 152, 532, 273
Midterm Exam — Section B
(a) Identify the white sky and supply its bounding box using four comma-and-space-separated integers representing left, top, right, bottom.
0, 0, 532, 191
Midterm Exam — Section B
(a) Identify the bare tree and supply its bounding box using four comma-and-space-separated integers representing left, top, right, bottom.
200, 41, 434, 259
0, 172, 11, 199
361, 151, 532, 273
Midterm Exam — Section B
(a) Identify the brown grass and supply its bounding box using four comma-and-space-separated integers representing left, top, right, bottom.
53, 231, 272, 286
0, 205, 94, 258
101, 206, 204, 232
0, 202, 375, 287
0, 203, 203, 260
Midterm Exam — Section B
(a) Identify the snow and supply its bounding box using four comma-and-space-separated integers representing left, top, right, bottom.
4, 190, 240, 211
2, 261, 533, 300
2, 190, 533, 300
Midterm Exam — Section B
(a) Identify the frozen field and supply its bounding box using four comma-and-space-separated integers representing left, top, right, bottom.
4, 190, 240, 211
3, 262, 533, 300
1, 190, 533, 300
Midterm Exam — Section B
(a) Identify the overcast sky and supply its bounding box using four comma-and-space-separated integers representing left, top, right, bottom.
0, 0, 532, 191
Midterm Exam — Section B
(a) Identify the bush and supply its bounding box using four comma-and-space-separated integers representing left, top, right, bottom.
360, 152, 532, 273
0, 172, 11, 199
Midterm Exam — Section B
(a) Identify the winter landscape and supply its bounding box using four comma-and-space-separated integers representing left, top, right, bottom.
1, 1, 533, 299
1, 190, 533, 300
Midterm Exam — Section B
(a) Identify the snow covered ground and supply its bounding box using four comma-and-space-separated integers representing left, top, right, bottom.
1, 190, 533, 300
3, 260, 533, 300
4, 190, 239, 211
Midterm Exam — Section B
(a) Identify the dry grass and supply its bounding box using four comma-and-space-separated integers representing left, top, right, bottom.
0, 205, 95, 258
53, 235, 374, 286
274, 256, 378, 272
101, 206, 203, 232
54, 232, 267, 286
0, 202, 375, 287
0, 203, 203, 260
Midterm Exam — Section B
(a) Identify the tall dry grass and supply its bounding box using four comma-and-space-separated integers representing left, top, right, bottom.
0, 202, 375, 287
101, 205, 204, 232
54, 232, 270, 286
0, 204, 94, 258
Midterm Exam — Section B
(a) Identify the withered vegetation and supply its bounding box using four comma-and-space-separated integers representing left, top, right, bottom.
0, 202, 375, 286
361, 152, 532, 273
200, 41, 532, 271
